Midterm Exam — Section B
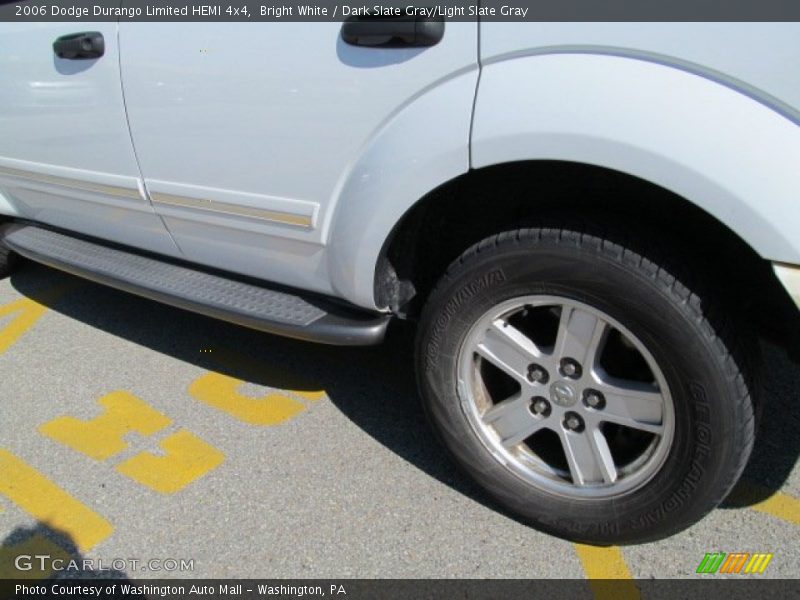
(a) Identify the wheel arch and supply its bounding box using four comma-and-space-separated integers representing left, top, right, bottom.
330, 51, 800, 320
374, 51, 800, 322
375, 160, 794, 339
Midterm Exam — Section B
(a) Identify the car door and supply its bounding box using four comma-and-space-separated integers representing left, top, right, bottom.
117, 21, 477, 296
0, 23, 179, 256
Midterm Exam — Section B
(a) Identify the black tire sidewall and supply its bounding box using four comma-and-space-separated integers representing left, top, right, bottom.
417, 232, 750, 544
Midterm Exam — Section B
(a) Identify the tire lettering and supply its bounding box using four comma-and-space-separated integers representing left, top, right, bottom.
426, 270, 506, 371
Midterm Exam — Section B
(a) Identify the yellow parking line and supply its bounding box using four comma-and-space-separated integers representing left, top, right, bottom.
115, 429, 224, 494
0, 298, 48, 355
205, 346, 326, 401
38, 391, 225, 494
726, 481, 800, 526
40, 391, 172, 461
190, 372, 308, 425
189, 346, 325, 425
749, 490, 800, 525
0, 449, 113, 552
0, 283, 74, 356
574, 544, 640, 600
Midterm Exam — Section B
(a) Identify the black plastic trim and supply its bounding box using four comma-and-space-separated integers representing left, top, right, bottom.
341, 15, 444, 47
1, 223, 390, 346
53, 31, 105, 60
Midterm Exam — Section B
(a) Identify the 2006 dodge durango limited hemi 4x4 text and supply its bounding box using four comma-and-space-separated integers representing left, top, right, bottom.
1, 20, 799, 544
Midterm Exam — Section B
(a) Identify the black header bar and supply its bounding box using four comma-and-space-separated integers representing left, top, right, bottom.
1, 578, 799, 600
2, 0, 800, 22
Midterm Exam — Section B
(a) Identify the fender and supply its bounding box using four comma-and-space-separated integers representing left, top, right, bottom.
325, 68, 478, 310
471, 53, 800, 266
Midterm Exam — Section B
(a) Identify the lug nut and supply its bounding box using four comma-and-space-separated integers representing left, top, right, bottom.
530, 397, 551, 417
527, 364, 549, 384
563, 411, 585, 432
560, 358, 582, 379
583, 390, 606, 410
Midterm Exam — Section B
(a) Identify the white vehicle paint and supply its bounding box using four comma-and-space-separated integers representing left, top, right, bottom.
2, 18, 799, 546
0, 23, 179, 255
471, 52, 800, 261
117, 22, 477, 297
0, 21, 798, 308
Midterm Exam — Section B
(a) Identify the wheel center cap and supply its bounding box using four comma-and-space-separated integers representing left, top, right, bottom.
550, 381, 577, 407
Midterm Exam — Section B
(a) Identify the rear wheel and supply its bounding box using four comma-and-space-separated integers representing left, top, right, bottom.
416, 227, 755, 544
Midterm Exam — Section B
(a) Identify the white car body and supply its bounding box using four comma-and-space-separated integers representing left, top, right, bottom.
0, 21, 798, 311
2, 15, 799, 545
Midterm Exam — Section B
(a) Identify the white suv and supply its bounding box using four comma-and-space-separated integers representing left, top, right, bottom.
1, 19, 799, 544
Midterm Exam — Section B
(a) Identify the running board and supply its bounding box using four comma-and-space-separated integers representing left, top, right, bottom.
2, 224, 390, 346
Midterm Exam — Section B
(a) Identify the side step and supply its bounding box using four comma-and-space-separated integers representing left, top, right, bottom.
2, 224, 390, 346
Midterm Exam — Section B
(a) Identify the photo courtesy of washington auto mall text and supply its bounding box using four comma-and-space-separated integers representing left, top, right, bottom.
14, 583, 348, 597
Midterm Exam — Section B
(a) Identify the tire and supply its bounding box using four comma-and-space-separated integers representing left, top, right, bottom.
416, 227, 755, 544
0, 245, 17, 279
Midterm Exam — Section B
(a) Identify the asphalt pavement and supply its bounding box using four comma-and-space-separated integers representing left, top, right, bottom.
0, 262, 798, 583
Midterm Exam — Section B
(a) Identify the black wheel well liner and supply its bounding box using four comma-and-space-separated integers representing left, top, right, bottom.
375, 160, 794, 338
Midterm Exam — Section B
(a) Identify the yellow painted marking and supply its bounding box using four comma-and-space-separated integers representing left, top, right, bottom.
189, 372, 308, 425
0, 534, 71, 580
0, 298, 48, 355
728, 481, 800, 526
115, 430, 224, 494
189, 346, 325, 425
0, 283, 74, 356
574, 544, 640, 600
0, 449, 113, 552
291, 389, 325, 402
749, 490, 800, 525
39, 391, 171, 460
205, 346, 325, 402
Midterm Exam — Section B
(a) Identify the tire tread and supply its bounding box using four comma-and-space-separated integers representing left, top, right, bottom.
418, 225, 755, 543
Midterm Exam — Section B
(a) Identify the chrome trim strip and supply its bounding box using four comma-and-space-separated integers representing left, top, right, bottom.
0, 165, 142, 200
151, 191, 314, 229
151, 192, 211, 210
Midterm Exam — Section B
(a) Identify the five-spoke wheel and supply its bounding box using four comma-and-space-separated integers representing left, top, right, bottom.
418, 227, 754, 543
459, 297, 674, 497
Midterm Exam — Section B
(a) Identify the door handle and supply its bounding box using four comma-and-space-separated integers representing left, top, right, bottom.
53, 32, 105, 60
341, 15, 444, 47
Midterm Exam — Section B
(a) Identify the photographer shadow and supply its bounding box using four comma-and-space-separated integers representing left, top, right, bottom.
0, 521, 131, 585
